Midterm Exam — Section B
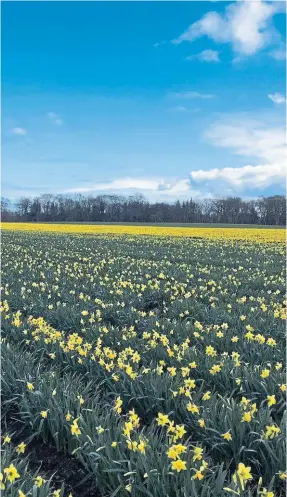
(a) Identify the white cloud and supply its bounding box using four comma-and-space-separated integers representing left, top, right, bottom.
47, 112, 63, 125
190, 115, 286, 192
173, 91, 215, 99
65, 177, 202, 202
67, 177, 177, 194
11, 127, 27, 135
191, 163, 284, 190
205, 119, 285, 164
153, 41, 166, 48
186, 49, 220, 63
269, 47, 286, 60
268, 92, 286, 104
99, 178, 161, 192
172, 0, 284, 57
157, 179, 191, 196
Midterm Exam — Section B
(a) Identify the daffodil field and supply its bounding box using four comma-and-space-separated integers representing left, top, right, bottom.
1, 224, 286, 497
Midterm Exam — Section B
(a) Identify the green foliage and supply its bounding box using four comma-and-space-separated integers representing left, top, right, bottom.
1, 231, 286, 496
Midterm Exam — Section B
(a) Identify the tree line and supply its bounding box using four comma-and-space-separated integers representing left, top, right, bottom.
1, 193, 286, 225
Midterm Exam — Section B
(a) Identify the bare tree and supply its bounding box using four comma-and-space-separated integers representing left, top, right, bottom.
3, 193, 286, 226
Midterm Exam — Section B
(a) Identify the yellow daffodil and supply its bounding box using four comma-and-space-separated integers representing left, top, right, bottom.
171, 459, 187, 472
16, 442, 26, 454
4, 464, 20, 483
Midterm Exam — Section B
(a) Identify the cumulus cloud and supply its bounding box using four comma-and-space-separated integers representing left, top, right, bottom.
65, 177, 201, 202
172, 0, 285, 57
157, 179, 191, 195
11, 127, 27, 135
190, 116, 286, 192
47, 112, 63, 125
186, 49, 220, 63
67, 178, 160, 193
268, 92, 286, 104
191, 163, 284, 190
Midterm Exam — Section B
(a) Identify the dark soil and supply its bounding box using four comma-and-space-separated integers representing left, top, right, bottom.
27, 440, 100, 497
2, 410, 100, 497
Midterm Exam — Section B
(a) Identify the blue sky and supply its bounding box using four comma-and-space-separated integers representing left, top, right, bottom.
2, 0, 286, 202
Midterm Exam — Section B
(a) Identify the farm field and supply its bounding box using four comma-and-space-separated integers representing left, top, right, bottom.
1, 224, 286, 497
2, 222, 286, 242
4, 221, 285, 229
